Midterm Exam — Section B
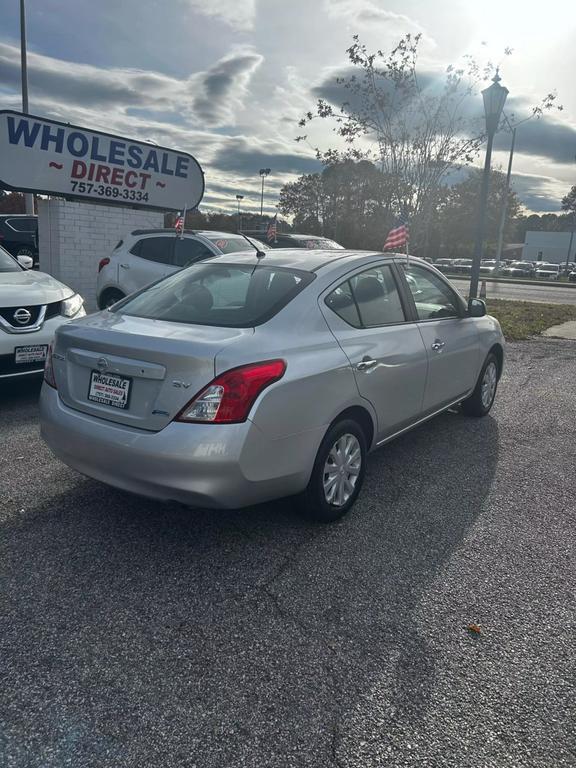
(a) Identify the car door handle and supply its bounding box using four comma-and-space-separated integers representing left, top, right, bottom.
120, 263, 130, 270
431, 340, 445, 352
356, 358, 378, 371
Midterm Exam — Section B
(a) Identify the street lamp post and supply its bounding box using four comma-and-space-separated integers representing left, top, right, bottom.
236, 194, 244, 232
469, 71, 509, 299
259, 168, 271, 222
20, 0, 34, 215
494, 124, 516, 270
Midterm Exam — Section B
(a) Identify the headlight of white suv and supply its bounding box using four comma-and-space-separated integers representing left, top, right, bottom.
61, 293, 85, 317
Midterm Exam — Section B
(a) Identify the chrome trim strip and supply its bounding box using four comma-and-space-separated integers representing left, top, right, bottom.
375, 393, 472, 447
0, 368, 44, 379
0, 305, 47, 334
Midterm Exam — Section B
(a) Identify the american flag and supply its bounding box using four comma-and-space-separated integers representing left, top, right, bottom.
174, 212, 184, 234
266, 213, 278, 243
383, 213, 409, 251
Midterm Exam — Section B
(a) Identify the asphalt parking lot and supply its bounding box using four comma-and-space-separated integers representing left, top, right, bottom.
1, 339, 575, 768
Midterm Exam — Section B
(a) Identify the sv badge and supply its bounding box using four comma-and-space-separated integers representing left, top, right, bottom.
172, 380, 191, 389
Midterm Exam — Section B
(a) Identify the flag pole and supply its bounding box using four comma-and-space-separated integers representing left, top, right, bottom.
180, 205, 187, 239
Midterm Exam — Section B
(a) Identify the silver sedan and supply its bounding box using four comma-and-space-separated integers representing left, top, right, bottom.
40, 251, 504, 522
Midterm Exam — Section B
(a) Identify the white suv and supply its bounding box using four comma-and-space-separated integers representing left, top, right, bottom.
96, 229, 269, 309
0, 245, 84, 380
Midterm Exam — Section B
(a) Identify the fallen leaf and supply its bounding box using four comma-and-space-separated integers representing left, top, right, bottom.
467, 623, 482, 634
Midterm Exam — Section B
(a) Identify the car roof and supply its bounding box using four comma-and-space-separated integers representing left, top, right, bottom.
129, 228, 259, 238
194, 249, 426, 273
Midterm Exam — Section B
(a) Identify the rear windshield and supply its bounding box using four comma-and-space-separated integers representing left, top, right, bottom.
203, 235, 270, 253
0, 246, 20, 273
114, 263, 315, 328
294, 238, 344, 250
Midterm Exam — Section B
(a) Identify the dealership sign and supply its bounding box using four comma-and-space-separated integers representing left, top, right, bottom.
0, 111, 204, 211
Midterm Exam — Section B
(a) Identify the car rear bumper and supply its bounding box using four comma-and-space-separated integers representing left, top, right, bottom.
40, 385, 321, 509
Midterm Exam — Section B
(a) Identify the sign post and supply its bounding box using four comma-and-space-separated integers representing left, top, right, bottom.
0, 110, 205, 212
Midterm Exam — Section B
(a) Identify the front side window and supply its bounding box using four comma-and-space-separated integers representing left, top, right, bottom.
134, 237, 173, 265
115, 263, 314, 328
402, 264, 461, 320
326, 264, 405, 327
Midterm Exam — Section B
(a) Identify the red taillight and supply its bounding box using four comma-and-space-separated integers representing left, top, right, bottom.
98, 257, 110, 273
175, 360, 286, 424
44, 342, 57, 389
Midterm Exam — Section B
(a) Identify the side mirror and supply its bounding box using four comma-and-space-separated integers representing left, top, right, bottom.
468, 297, 487, 318
17, 254, 34, 270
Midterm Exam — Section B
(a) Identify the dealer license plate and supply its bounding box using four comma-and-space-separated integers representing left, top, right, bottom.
14, 344, 48, 364
88, 371, 132, 410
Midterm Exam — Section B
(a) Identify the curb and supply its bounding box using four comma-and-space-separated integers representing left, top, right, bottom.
444, 274, 576, 289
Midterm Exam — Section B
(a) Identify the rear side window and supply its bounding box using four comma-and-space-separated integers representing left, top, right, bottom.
326, 265, 405, 327
132, 237, 173, 265
325, 281, 361, 327
115, 263, 315, 328
6, 217, 37, 232
173, 238, 214, 267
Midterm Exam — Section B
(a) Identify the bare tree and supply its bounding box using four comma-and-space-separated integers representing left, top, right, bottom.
297, 35, 560, 247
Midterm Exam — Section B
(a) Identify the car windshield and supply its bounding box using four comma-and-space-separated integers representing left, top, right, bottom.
203, 235, 270, 254
114, 262, 314, 328
0, 245, 21, 273
511, 262, 529, 267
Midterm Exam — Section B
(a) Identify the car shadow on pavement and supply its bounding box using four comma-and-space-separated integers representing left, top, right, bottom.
0, 409, 499, 767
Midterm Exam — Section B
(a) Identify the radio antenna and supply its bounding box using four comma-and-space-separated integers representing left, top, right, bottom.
240, 233, 266, 259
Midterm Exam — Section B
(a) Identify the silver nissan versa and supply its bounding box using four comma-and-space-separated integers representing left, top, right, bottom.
40, 250, 504, 522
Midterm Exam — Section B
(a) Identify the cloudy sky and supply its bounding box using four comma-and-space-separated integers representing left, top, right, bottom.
1, 0, 575, 215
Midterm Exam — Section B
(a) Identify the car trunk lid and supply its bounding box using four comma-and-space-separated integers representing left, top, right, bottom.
53, 312, 253, 431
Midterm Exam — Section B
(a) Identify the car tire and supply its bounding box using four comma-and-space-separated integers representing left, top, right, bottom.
297, 418, 367, 523
99, 289, 125, 309
461, 353, 499, 417
16, 246, 35, 258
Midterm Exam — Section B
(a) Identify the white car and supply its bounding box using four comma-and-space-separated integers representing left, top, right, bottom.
534, 263, 560, 280
0, 246, 85, 380
96, 229, 270, 309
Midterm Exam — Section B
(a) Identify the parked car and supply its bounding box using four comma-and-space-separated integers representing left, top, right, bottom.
534, 263, 560, 280
452, 259, 473, 275
0, 245, 84, 379
96, 229, 270, 308
0, 214, 38, 266
479, 260, 500, 276
560, 262, 575, 276
41, 251, 504, 523
433, 258, 455, 273
500, 261, 535, 278
242, 231, 344, 250
568, 268, 576, 283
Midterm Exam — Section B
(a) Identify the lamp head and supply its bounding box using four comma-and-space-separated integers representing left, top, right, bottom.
482, 69, 509, 135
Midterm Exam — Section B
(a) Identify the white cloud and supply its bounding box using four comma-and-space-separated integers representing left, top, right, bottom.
183, 0, 256, 31
0, 43, 262, 129
325, 0, 435, 46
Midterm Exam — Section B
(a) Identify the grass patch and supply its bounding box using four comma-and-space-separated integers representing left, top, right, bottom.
485, 299, 576, 341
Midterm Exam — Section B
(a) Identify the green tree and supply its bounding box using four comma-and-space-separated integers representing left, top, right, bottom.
439, 170, 522, 257
0, 190, 25, 214
561, 186, 576, 214
279, 159, 399, 248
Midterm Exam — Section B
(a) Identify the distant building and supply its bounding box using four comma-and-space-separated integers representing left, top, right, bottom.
523, 231, 576, 264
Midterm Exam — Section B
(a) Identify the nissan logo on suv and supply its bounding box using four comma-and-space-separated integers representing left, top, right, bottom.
13, 308, 32, 325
